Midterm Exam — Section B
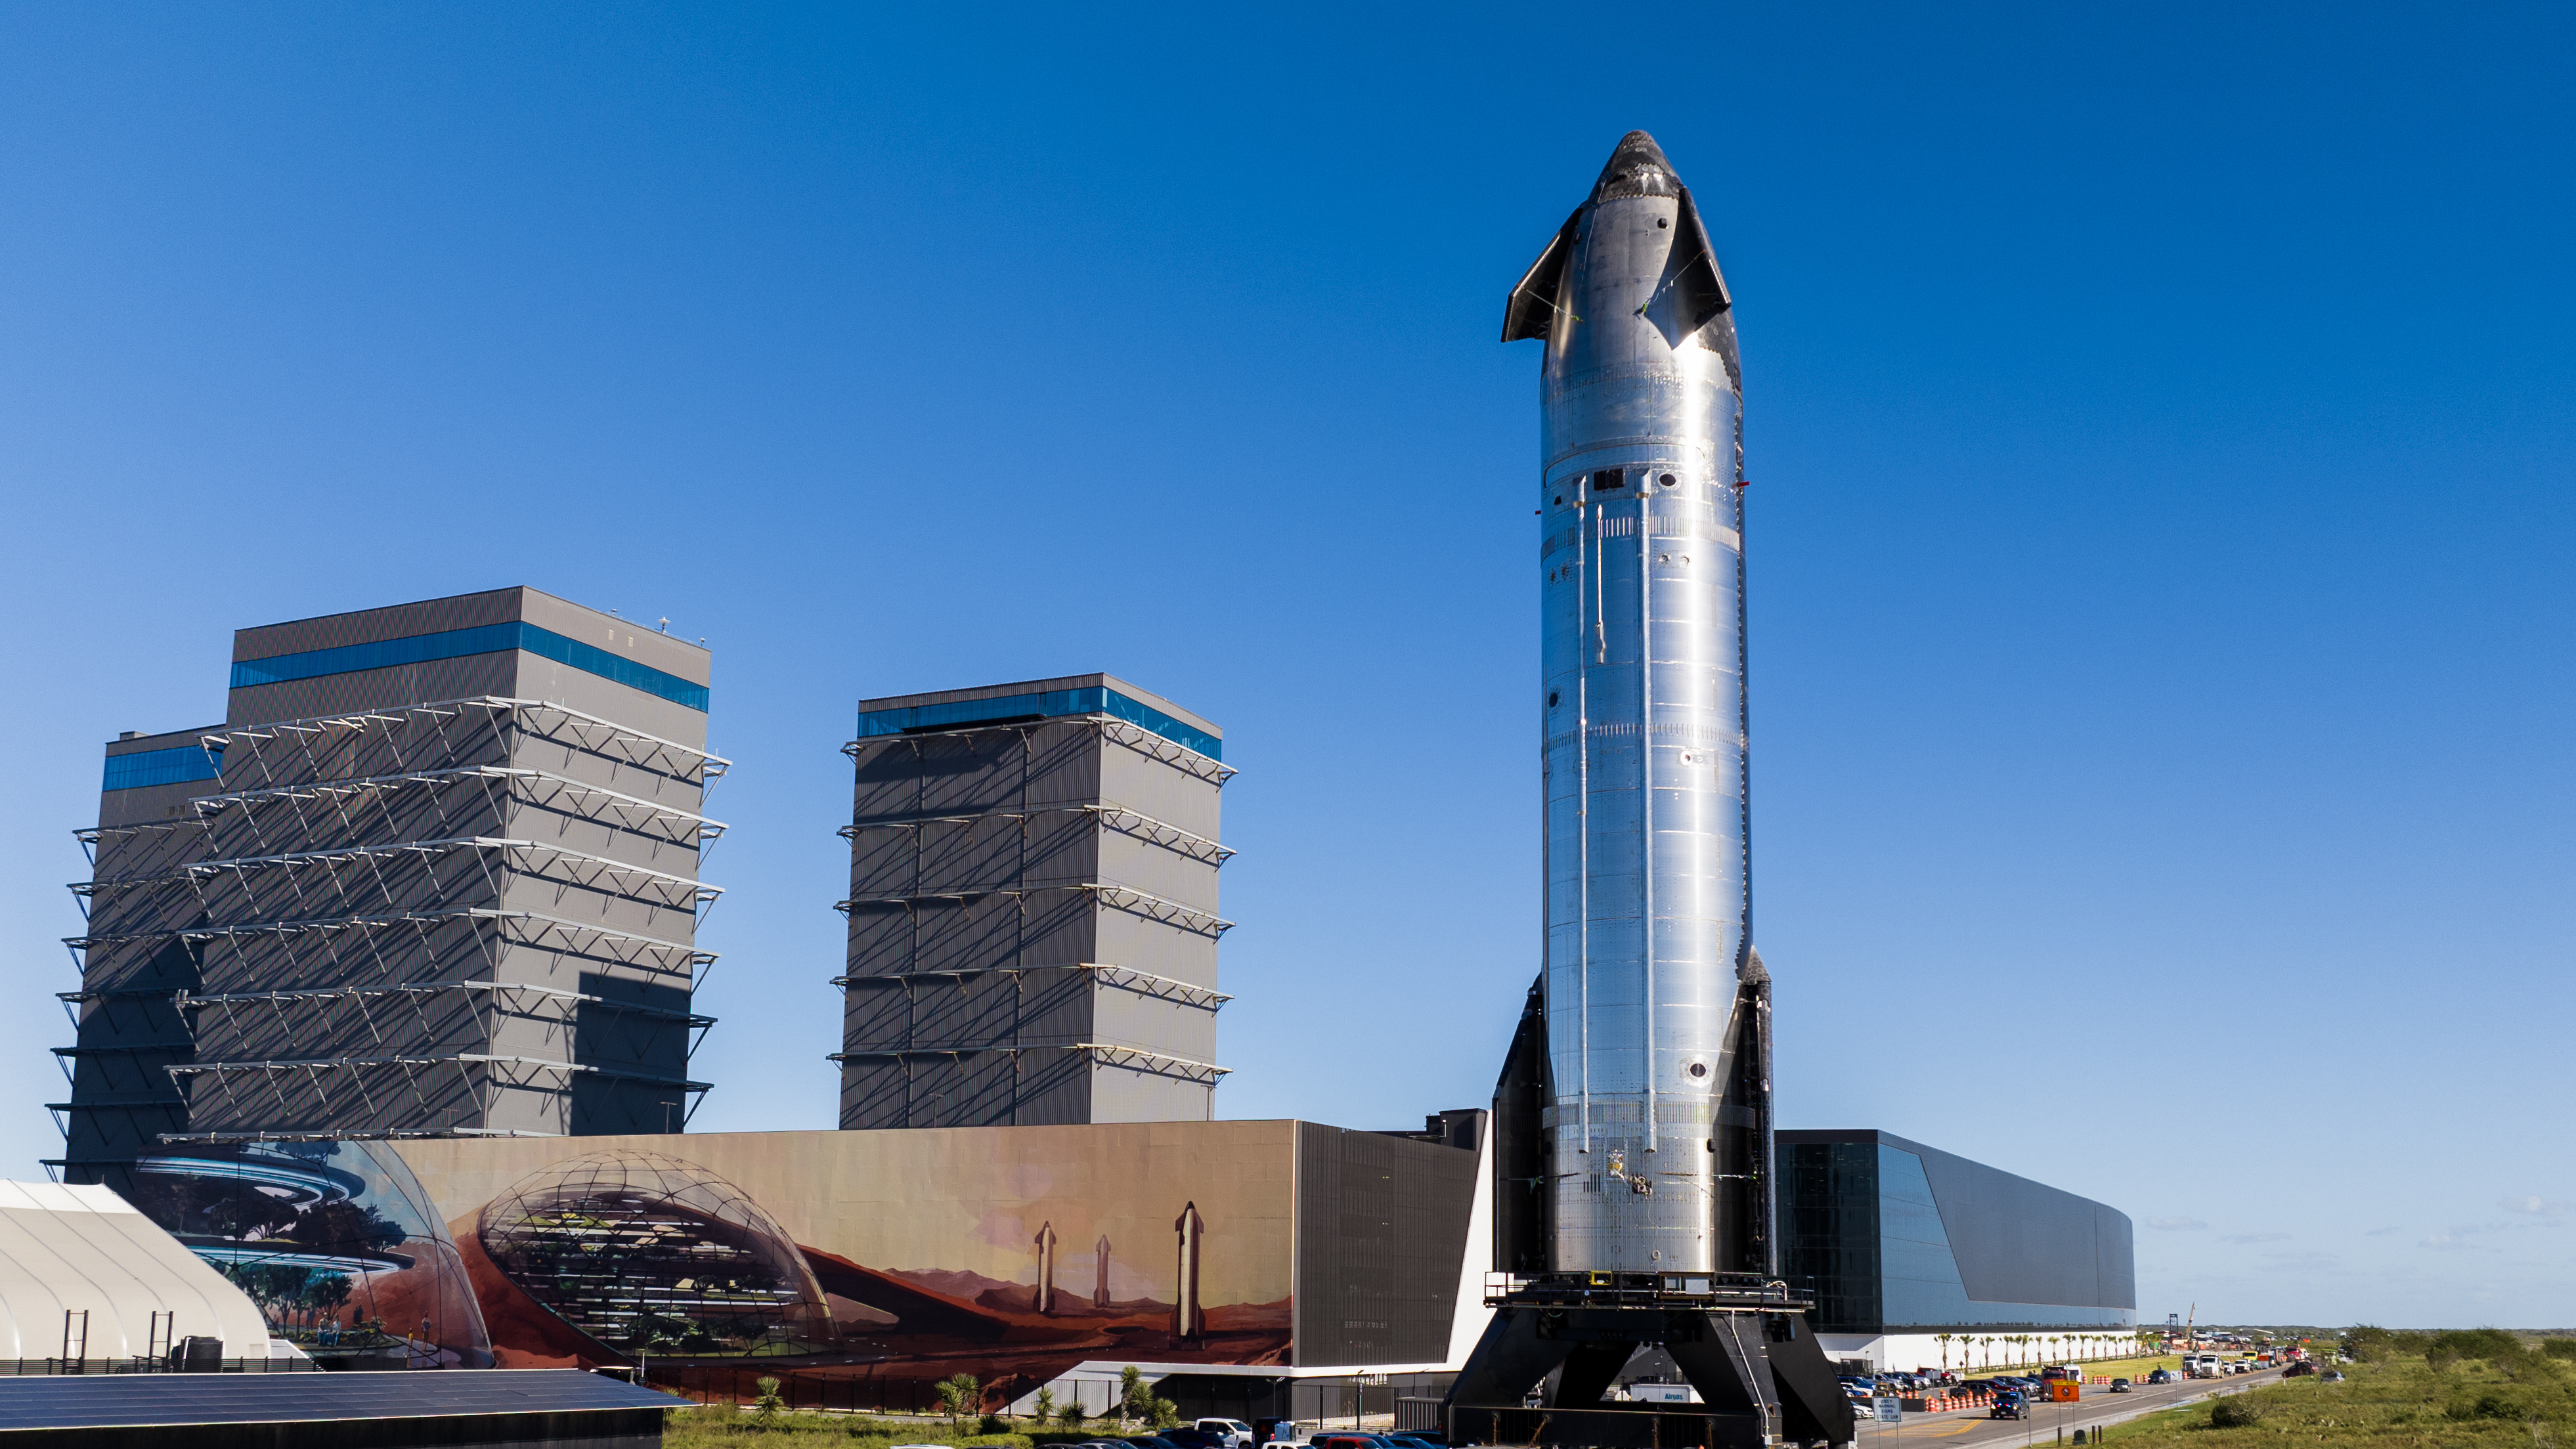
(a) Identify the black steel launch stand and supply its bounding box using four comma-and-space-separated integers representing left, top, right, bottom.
1443, 1272, 1853, 1449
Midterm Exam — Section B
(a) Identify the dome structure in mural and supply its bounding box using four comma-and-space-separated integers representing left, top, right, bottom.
477, 1150, 832, 1360
123, 1141, 492, 1369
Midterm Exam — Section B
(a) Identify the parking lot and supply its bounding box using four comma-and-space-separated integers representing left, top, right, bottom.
1849, 1366, 2290, 1449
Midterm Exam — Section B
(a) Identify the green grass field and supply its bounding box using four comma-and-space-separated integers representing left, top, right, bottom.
2097, 1339, 2573, 1449
661, 1336, 2576, 1448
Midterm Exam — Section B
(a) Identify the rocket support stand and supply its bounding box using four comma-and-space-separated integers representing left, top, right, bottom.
1442, 1276, 1855, 1449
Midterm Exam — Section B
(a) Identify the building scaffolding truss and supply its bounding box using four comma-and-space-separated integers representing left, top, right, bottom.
74, 836, 722, 921
834, 882, 1231, 938
827, 1041, 1231, 1086
185, 766, 726, 849
67, 908, 714, 985
155, 1127, 569, 1144
65, 697, 722, 1151
200, 695, 730, 791
831, 961, 1230, 1012
177, 980, 713, 1055
167, 1052, 712, 1135
838, 802, 1232, 867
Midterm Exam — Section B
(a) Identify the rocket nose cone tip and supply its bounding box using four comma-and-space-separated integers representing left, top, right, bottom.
1590, 130, 1682, 201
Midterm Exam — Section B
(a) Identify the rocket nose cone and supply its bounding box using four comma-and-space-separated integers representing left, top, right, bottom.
1590, 129, 1682, 202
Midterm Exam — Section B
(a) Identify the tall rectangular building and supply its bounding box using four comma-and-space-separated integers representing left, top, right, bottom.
836, 675, 1232, 1128
56, 588, 722, 1183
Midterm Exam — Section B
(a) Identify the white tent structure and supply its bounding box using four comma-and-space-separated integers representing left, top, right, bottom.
0, 1180, 286, 1364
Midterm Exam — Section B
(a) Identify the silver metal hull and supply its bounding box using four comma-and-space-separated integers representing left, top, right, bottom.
1528, 133, 1747, 1274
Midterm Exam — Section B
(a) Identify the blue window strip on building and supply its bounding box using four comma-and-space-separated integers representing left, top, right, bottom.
102, 744, 224, 792
229, 621, 709, 712
856, 685, 1220, 761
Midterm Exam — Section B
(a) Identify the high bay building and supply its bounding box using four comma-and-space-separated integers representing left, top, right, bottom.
836, 675, 1231, 1129
56, 588, 722, 1184
1776, 1129, 2137, 1372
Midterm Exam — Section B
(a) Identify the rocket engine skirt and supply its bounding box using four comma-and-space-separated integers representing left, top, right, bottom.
1536, 183, 1746, 1275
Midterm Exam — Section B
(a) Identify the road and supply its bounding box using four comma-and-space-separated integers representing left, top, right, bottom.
1849, 1368, 2290, 1449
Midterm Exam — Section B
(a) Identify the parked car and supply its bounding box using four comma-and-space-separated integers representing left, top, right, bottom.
1198, 1422, 1256, 1449
1164, 1431, 1221, 1449
2321, 1371, 2345, 1383
2109, 1379, 2132, 1394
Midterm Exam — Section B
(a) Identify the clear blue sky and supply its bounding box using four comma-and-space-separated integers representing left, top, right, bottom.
2, 3, 2567, 1328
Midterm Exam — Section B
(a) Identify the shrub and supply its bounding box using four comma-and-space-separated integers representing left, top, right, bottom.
938, 1374, 984, 1427
2344, 1327, 2395, 1362
1118, 1366, 1156, 1428
2432, 1330, 2524, 1361
2209, 1398, 2265, 1428
2445, 1391, 2531, 1422
1056, 1402, 1088, 1428
753, 1376, 786, 1425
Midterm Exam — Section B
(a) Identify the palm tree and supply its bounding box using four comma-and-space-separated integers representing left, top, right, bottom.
1934, 1332, 1954, 1372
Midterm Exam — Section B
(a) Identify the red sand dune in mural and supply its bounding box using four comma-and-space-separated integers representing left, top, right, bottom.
459, 1215, 1289, 1395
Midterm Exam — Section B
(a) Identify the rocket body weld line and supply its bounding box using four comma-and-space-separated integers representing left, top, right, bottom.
1639, 485, 1655, 1155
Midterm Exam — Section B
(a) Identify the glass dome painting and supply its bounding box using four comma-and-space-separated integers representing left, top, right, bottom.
476, 1150, 833, 1360
122, 1142, 493, 1368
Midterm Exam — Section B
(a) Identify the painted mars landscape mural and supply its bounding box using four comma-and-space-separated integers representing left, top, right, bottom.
393, 1121, 1297, 1401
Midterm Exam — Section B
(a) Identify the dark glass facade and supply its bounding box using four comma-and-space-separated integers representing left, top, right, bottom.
1776, 1131, 2134, 1334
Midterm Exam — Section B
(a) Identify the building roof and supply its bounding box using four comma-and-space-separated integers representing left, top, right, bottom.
852, 672, 1222, 759
0, 1181, 276, 1362
0, 1368, 683, 1431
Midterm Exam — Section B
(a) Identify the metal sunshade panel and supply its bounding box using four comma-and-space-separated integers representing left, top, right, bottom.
0, 1368, 682, 1431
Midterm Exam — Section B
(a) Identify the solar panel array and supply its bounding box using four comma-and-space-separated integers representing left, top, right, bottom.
0, 1368, 682, 1430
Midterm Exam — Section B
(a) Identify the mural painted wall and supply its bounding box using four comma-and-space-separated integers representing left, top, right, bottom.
392, 1121, 1297, 1397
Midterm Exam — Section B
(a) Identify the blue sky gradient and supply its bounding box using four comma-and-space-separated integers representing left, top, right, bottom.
2, 3, 2567, 1326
